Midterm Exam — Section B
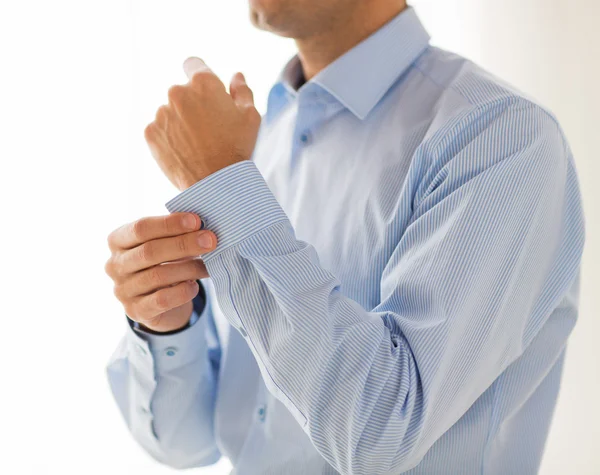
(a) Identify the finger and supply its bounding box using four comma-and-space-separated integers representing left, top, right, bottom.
107, 213, 202, 251
183, 57, 225, 94
168, 255, 203, 263
154, 104, 172, 130
229, 72, 255, 108
133, 279, 199, 324
119, 259, 208, 299
118, 229, 217, 274
183, 56, 212, 79
167, 84, 191, 118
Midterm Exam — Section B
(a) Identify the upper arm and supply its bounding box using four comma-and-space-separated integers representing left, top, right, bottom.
377, 100, 584, 462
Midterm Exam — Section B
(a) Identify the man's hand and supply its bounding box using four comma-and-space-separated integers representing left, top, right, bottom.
104, 213, 217, 333
144, 57, 262, 191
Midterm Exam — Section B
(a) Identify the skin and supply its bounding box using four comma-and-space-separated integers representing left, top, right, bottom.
105, 0, 407, 332
105, 213, 217, 332
249, 0, 407, 80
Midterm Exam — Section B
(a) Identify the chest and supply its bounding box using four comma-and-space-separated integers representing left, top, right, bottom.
251, 105, 424, 309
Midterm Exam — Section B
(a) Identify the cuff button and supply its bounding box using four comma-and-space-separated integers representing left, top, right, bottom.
257, 405, 266, 422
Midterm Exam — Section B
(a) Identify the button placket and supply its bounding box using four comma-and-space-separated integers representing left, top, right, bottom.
254, 376, 269, 424
299, 130, 312, 145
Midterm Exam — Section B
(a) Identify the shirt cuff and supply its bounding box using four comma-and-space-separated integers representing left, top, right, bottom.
124, 283, 211, 373
164, 160, 289, 262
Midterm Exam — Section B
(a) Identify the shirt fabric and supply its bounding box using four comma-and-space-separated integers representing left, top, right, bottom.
106, 6, 586, 474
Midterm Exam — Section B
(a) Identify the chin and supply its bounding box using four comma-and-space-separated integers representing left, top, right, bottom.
248, 0, 277, 16
248, 0, 310, 38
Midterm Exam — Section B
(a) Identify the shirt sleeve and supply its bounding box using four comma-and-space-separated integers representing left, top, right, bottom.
164, 102, 585, 474
105, 280, 222, 469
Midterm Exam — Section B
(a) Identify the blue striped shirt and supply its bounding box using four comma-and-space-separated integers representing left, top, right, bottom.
106, 6, 586, 474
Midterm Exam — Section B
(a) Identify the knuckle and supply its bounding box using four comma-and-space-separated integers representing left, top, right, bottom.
138, 241, 154, 263
162, 215, 175, 234
177, 281, 193, 302
131, 219, 144, 241
154, 290, 170, 311
106, 232, 115, 249
177, 235, 189, 254
104, 258, 114, 277
108, 255, 123, 278
192, 71, 219, 91
144, 122, 155, 141
105, 255, 125, 280
191, 71, 208, 85
155, 105, 169, 122
181, 283, 193, 301
147, 266, 164, 287
167, 85, 184, 105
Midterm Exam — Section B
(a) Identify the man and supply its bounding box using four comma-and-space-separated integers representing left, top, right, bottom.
104, 1, 585, 473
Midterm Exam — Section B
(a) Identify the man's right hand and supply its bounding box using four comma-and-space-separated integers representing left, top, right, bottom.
104, 213, 217, 333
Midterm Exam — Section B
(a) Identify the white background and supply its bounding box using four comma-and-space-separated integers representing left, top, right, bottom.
0, 0, 597, 474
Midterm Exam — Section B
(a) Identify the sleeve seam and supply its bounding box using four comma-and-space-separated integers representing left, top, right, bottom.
219, 253, 308, 428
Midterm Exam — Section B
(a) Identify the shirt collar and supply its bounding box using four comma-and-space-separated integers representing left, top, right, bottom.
266, 6, 431, 122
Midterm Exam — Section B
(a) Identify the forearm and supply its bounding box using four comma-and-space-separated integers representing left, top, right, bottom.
164, 128, 581, 474
106, 287, 221, 469
205, 222, 420, 474
166, 163, 422, 473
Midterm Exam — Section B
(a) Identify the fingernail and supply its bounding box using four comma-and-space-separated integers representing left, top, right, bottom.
183, 214, 197, 230
197, 232, 213, 249
185, 56, 204, 66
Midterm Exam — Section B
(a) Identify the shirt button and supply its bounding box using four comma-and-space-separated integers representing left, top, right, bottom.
257, 405, 267, 422
299, 130, 311, 145
164, 346, 178, 357
239, 327, 248, 338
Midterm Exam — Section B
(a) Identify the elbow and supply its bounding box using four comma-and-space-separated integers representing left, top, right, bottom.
346, 406, 427, 475
347, 443, 425, 475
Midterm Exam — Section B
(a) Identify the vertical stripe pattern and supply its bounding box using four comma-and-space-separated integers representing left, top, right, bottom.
106, 6, 586, 474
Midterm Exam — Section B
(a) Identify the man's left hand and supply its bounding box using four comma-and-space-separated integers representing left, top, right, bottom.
144, 57, 262, 191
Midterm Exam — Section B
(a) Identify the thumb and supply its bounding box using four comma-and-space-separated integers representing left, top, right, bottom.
230, 72, 255, 108
183, 56, 213, 81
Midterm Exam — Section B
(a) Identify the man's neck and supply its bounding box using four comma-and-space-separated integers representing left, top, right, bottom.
295, 1, 408, 81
